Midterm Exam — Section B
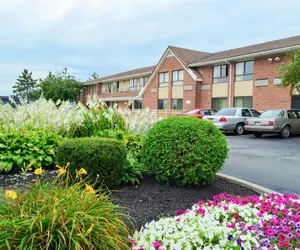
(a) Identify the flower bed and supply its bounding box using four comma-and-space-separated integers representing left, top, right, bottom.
130, 193, 300, 250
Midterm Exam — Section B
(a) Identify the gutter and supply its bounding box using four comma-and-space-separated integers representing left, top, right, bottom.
225, 59, 232, 108
188, 45, 300, 67
83, 71, 153, 86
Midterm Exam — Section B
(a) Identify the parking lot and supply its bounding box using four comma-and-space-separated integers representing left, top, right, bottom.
222, 133, 300, 194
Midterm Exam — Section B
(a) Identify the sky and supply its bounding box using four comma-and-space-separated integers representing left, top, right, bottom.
0, 0, 300, 95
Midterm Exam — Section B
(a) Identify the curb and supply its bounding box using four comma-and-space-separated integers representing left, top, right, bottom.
217, 173, 282, 195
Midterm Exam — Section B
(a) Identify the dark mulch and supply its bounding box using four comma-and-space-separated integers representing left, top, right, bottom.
111, 174, 259, 230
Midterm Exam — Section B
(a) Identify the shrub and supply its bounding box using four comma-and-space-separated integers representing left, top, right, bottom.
94, 129, 145, 184
74, 108, 127, 137
141, 116, 228, 186
0, 170, 131, 249
0, 131, 62, 173
57, 137, 126, 187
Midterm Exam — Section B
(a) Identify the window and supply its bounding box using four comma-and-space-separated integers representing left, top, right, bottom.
92, 84, 97, 94
241, 109, 252, 117
251, 109, 261, 117
213, 65, 228, 83
130, 79, 138, 89
87, 85, 92, 95
80, 88, 84, 96
212, 98, 228, 110
216, 108, 237, 116
105, 83, 112, 93
105, 101, 111, 107
158, 99, 168, 109
235, 61, 254, 81
159, 72, 169, 87
140, 77, 149, 88
234, 96, 253, 108
288, 110, 299, 119
113, 81, 119, 92
172, 99, 183, 110
261, 110, 285, 118
134, 100, 143, 109
172, 70, 184, 86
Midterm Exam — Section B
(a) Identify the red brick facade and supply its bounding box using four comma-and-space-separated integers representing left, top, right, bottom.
253, 56, 291, 110
198, 66, 213, 108
143, 55, 197, 110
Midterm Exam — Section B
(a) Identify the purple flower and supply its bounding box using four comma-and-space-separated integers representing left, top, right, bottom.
228, 235, 233, 241
237, 238, 242, 246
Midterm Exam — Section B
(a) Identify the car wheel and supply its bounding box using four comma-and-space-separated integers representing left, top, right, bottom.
254, 132, 263, 138
234, 123, 245, 135
281, 125, 291, 138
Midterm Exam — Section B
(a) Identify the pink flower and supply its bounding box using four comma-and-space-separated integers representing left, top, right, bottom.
129, 239, 137, 246
266, 227, 275, 236
197, 208, 206, 216
283, 226, 291, 233
176, 209, 183, 216
153, 241, 161, 248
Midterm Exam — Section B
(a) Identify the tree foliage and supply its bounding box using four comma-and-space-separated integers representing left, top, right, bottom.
39, 72, 82, 102
279, 49, 300, 94
89, 72, 99, 80
12, 69, 40, 101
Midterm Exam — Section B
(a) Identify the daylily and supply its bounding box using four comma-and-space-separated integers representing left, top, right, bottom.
5, 190, 17, 199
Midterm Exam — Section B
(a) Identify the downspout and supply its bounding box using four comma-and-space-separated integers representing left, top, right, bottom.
225, 59, 232, 108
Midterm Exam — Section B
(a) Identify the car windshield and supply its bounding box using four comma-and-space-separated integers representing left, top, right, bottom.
260, 110, 285, 118
216, 108, 237, 116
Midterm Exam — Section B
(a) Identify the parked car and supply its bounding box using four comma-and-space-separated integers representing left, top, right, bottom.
177, 108, 217, 119
245, 109, 300, 138
203, 108, 261, 135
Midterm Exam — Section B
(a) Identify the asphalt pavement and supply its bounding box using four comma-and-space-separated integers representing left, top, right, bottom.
222, 134, 300, 194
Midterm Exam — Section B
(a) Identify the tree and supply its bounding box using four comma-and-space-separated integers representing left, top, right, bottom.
279, 49, 300, 94
12, 69, 40, 101
89, 72, 99, 80
39, 72, 82, 102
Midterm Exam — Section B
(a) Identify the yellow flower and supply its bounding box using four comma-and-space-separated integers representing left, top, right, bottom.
34, 167, 43, 175
86, 224, 95, 235
5, 190, 17, 199
124, 139, 129, 144
85, 184, 96, 195
58, 168, 67, 176
66, 162, 70, 169
78, 168, 87, 175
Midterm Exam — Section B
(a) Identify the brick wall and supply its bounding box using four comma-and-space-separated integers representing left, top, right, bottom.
253, 56, 291, 111
143, 55, 197, 110
198, 66, 213, 108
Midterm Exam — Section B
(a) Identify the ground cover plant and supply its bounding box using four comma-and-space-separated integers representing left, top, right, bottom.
130, 193, 300, 250
0, 164, 131, 250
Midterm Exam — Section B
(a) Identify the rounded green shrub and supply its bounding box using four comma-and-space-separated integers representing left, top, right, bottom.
141, 116, 228, 186
57, 137, 126, 187
0, 182, 131, 249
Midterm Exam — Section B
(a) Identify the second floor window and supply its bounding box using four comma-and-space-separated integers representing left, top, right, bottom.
213, 65, 228, 83
235, 61, 254, 81
92, 84, 97, 94
87, 85, 92, 95
105, 83, 112, 93
130, 79, 138, 89
140, 77, 149, 88
113, 81, 119, 92
172, 70, 184, 86
159, 72, 169, 87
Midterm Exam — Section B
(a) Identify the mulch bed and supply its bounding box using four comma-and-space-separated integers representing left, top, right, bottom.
111, 174, 258, 230
0, 171, 258, 231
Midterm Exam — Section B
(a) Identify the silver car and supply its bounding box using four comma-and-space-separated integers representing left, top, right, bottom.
245, 109, 300, 138
203, 108, 261, 135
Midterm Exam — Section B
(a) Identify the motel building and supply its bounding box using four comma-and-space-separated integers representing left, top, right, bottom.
81, 35, 300, 115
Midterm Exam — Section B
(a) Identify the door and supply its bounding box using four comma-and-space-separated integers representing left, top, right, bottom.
295, 111, 300, 133
287, 110, 300, 132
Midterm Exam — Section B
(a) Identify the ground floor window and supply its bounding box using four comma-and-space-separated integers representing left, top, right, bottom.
105, 101, 111, 107
158, 99, 168, 110
134, 100, 143, 109
212, 98, 228, 110
234, 96, 252, 108
172, 99, 183, 110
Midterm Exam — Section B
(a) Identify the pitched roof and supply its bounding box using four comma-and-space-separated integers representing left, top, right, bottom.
189, 35, 300, 65
169, 46, 211, 65
84, 65, 156, 85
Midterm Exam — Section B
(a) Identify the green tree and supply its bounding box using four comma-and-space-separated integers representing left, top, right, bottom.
279, 49, 300, 94
12, 69, 40, 101
39, 72, 82, 102
89, 72, 99, 80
